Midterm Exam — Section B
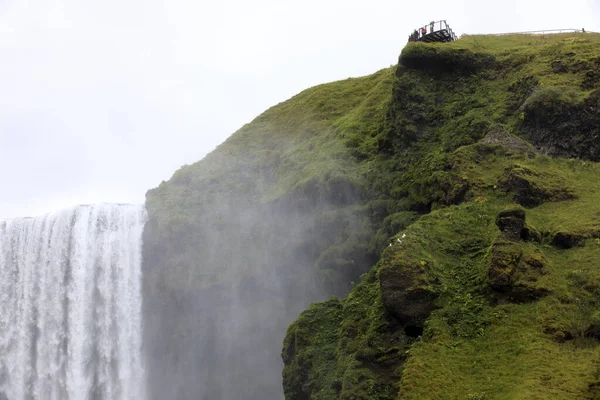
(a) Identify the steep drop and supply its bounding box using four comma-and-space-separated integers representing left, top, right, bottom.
0, 204, 146, 400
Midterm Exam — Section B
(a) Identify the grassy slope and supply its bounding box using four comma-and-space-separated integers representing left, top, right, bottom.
144, 67, 395, 293
398, 150, 600, 400
142, 61, 400, 400
282, 32, 600, 400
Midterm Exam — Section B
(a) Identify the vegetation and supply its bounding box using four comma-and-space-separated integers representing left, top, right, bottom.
281, 32, 600, 399
143, 55, 399, 400
144, 66, 396, 296
143, 31, 600, 399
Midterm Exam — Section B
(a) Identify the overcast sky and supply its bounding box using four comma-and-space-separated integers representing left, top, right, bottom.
0, 0, 598, 218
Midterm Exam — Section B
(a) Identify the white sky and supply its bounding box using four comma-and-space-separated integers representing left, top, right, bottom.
0, 0, 598, 218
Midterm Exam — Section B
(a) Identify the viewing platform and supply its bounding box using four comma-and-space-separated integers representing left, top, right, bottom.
408, 20, 458, 43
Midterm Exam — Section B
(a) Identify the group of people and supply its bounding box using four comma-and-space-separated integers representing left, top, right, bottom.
408, 21, 436, 42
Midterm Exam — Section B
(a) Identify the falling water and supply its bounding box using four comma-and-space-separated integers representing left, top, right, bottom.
0, 204, 146, 400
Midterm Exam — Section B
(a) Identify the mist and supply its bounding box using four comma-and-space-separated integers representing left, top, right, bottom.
140, 134, 377, 398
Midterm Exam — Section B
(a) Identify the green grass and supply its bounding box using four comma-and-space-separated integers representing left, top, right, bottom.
393, 143, 600, 397
144, 67, 397, 293
286, 145, 600, 398
281, 33, 600, 400
401, 301, 600, 400
144, 30, 600, 399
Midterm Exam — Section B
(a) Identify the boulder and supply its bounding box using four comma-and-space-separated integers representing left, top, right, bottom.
379, 258, 437, 332
497, 165, 576, 208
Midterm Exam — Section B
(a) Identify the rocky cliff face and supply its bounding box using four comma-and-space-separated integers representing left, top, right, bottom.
142, 32, 600, 399
141, 69, 395, 399
282, 33, 600, 399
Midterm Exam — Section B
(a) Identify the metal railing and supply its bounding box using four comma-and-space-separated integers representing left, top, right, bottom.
491, 28, 588, 36
407, 20, 458, 43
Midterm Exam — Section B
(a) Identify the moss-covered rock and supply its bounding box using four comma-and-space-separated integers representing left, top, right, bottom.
488, 238, 523, 291
143, 67, 399, 400
282, 267, 409, 400
379, 254, 437, 331
282, 298, 343, 400
495, 207, 526, 240
399, 43, 496, 75
496, 164, 576, 207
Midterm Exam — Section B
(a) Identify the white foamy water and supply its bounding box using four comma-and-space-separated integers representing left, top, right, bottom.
0, 204, 146, 400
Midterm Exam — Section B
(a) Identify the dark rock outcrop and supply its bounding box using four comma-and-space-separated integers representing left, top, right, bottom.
399, 44, 496, 75
495, 207, 526, 241
551, 231, 586, 249
379, 258, 437, 331
488, 209, 549, 300
523, 88, 600, 161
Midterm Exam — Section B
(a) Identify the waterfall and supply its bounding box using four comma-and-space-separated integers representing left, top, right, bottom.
0, 204, 146, 400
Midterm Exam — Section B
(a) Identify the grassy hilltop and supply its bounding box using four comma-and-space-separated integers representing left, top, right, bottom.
142, 31, 600, 399
281, 32, 600, 400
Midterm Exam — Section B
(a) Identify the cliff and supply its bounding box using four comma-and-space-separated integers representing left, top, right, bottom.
142, 66, 397, 399
141, 31, 600, 399
282, 33, 600, 399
